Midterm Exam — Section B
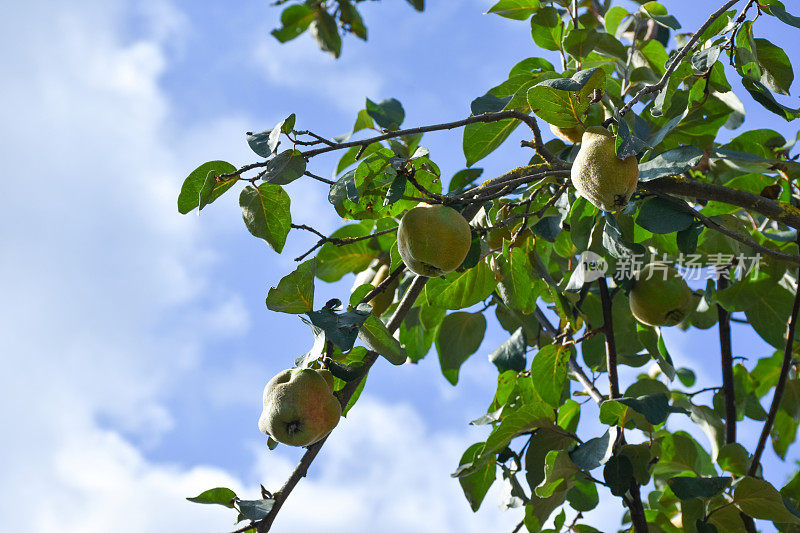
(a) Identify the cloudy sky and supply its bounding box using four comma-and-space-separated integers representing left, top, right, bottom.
2, 1, 799, 532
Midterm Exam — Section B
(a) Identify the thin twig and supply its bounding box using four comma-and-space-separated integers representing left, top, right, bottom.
291, 224, 398, 262
357, 264, 406, 306
615, 0, 743, 119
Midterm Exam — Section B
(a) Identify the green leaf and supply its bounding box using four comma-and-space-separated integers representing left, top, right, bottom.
636, 324, 676, 380
366, 98, 405, 130
436, 312, 487, 385
635, 197, 694, 234
652, 61, 692, 117
563, 29, 599, 59
246, 114, 295, 158
530, 345, 570, 408
717, 443, 749, 476
271, 5, 315, 43
603, 455, 634, 497
530, 6, 564, 51
262, 150, 307, 185
178, 161, 237, 214
741, 78, 800, 121
765, 4, 800, 28
569, 427, 618, 471
406, 0, 424, 11
239, 184, 291, 252
527, 68, 606, 128
489, 404, 556, 458
716, 277, 794, 349
266, 258, 315, 314
668, 476, 731, 500
457, 443, 497, 511
537, 450, 581, 498
187, 487, 238, 508
487, 0, 540, 20
754, 38, 794, 95
462, 117, 521, 167
734, 476, 800, 524
615, 394, 670, 425
615, 118, 650, 159
687, 403, 725, 461
604, 6, 628, 35
358, 313, 407, 365
315, 224, 379, 282
309, 9, 341, 58
692, 45, 721, 73
448, 168, 484, 192
237, 499, 275, 521
639, 1, 681, 29
489, 327, 527, 373
638, 146, 704, 182
306, 301, 370, 351
425, 260, 498, 310
566, 479, 599, 512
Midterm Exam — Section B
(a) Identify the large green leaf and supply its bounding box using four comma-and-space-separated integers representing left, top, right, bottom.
425, 260, 498, 310
527, 68, 606, 128
266, 258, 315, 314
716, 277, 794, 349
187, 487, 238, 508
530, 6, 564, 51
489, 327, 527, 373
487, 0, 540, 20
271, 5, 315, 43
366, 98, 405, 130
530, 345, 570, 408
754, 38, 794, 95
668, 476, 730, 500
178, 161, 237, 214
309, 9, 341, 58
436, 312, 487, 385
358, 313, 407, 365
734, 477, 800, 524
457, 443, 496, 511
239, 184, 291, 252
315, 224, 380, 282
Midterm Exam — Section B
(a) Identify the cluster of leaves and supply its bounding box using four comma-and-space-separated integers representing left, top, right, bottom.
270, 0, 424, 58
180, 0, 800, 531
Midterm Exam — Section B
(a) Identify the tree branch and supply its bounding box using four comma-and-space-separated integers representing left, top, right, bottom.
749, 239, 800, 476
640, 176, 800, 231
616, 0, 743, 118
255, 275, 428, 532
302, 109, 559, 166
717, 273, 737, 445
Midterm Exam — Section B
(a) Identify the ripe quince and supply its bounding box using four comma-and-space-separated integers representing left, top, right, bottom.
258, 368, 341, 447
629, 264, 696, 327
571, 126, 639, 212
397, 204, 472, 277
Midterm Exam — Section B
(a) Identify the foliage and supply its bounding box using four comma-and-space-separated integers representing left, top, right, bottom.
183, 1, 800, 531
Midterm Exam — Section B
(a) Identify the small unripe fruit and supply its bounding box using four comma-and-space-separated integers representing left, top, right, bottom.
629, 264, 696, 327
258, 368, 341, 447
397, 204, 472, 277
571, 126, 639, 212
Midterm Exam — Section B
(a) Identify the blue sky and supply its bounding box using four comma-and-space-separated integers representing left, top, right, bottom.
2, 1, 799, 531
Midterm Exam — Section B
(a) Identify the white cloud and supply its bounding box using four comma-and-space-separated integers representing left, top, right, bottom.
252, 36, 383, 114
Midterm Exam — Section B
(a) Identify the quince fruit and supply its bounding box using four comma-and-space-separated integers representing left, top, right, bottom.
571, 126, 639, 212
629, 264, 696, 327
258, 368, 341, 447
550, 124, 585, 144
397, 204, 472, 277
